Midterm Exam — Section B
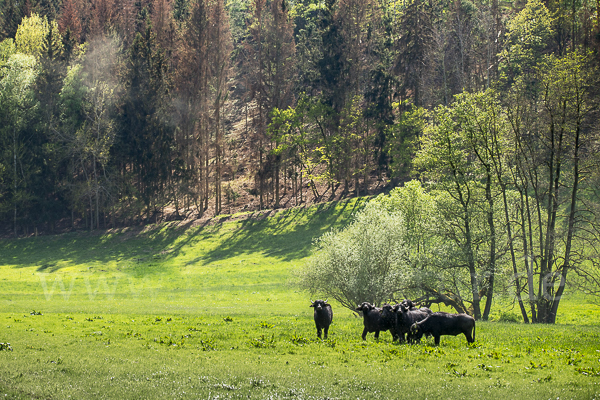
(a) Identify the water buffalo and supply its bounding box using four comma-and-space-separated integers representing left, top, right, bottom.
356, 302, 396, 341
410, 312, 476, 345
392, 303, 432, 343
400, 299, 416, 310
310, 299, 333, 339
380, 304, 400, 341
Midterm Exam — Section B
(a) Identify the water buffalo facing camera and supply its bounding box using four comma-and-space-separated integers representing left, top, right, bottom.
380, 304, 400, 341
392, 303, 432, 343
356, 302, 397, 341
310, 299, 333, 339
356, 302, 381, 340
410, 312, 476, 346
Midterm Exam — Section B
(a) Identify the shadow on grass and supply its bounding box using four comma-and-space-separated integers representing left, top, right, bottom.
174, 197, 367, 266
2, 198, 368, 273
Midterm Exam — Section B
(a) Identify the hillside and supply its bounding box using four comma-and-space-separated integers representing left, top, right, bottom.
0, 197, 599, 399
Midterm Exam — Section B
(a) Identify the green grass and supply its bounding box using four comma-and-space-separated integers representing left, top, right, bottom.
1, 197, 599, 399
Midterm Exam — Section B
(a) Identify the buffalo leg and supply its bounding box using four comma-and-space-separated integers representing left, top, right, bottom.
464, 331, 473, 343
324, 327, 329, 340
362, 327, 368, 340
317, 328, 322, 339
434, 335, 440, 346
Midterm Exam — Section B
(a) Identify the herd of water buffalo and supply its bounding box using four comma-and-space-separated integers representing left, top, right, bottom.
310, 299, 476, 346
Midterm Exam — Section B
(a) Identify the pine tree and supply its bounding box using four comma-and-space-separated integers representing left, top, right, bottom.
116, 20, 174, 217
394, 0, 435, 107
150, 0, 175, 52
316, 0, 345, 113
176, 0, 210, 214
208, 0, 233, 215
172, 0, 189, 25
245, 0, 296, 209
58, 0, 82, 42
1, 0, 24, 39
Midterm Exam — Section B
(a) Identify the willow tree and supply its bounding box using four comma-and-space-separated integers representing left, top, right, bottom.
297, 200, 409, 311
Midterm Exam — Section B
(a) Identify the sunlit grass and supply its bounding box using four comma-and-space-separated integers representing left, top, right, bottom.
0, 197, 599, 399
1, 311, 599, 399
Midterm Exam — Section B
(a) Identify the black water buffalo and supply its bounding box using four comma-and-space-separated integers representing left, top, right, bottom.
380, 304, 400, 341
310, 299, 333, 339
356, 302, 396, 341
400, 299, 416, 310
392, 303, 432, 343
410, 312, 476, 345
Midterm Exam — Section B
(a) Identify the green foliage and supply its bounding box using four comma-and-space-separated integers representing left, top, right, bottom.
115, 23, 174, 214
15, 13, 62, 59
226, 0, 250, 45
0, 52, 39, 225
374, 180, 439, 261
53, 36, 121, 228
296, 200, 408, 310
385, 103, 427, 178
494, 311, 521, 323
290, 333, 310, 346
0, 53, 39, 111
395, 0, 435, 107
248, 334, 275, 348
500, 0, 554, 84
0, 39, 15, 65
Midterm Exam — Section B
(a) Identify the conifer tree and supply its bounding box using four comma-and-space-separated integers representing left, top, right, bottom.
245, 0, 296, 208
116, 21, 173, 217
1, 0, 24, 39
58, 0, 82, 43
176, 0, 210, 214
208, 0, 233, 215
394, 0, 434, 107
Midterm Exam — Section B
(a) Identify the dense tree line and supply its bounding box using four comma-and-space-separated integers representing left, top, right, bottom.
0, 0, 597, 231
1, 0, 599, 322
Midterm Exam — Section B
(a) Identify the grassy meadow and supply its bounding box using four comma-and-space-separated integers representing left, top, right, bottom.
0, 198, 599, 399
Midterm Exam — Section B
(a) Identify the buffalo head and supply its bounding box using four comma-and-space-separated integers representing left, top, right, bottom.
355, 302, 374, 313
310, 299, 329, 311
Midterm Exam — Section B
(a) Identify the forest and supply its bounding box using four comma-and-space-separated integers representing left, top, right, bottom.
0, 0, 597, 232
0, 0, 599, 322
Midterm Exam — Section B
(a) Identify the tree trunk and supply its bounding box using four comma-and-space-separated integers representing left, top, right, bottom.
519, 185, 537, 322
13, 128, 17, 237
549, 101, 582, 323
215, 98, 222, 216
503, 184, 529, 322
259, 147, 264, 210
274, 159, 280, 208
465, 211, 481, 320
94, 153, 99, 230
482, 167, 495, 320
